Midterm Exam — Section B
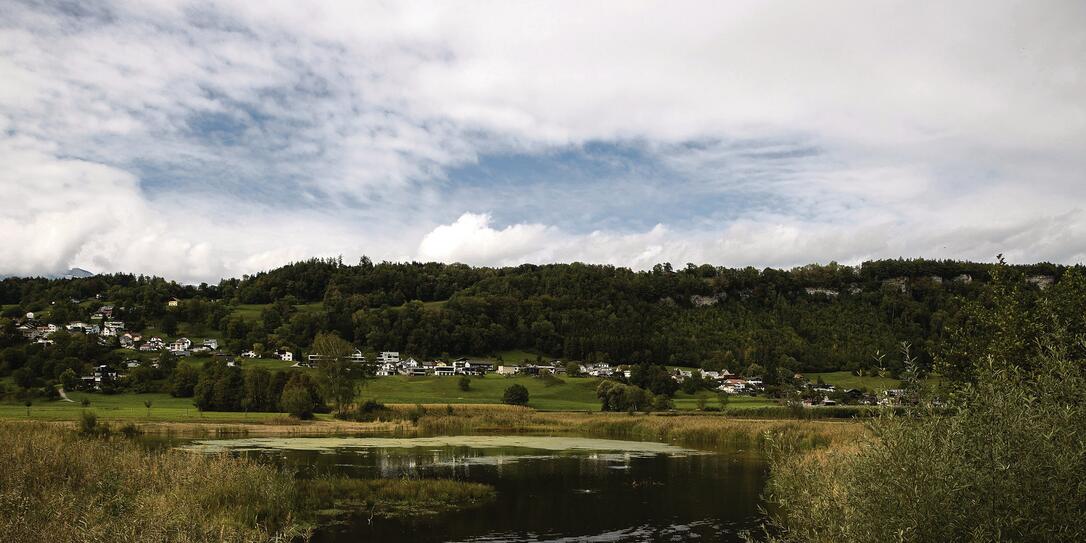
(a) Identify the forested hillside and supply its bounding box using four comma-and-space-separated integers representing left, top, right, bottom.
1, 258, 1079, 386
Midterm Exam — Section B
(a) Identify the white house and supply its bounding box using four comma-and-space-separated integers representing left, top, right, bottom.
169, 337, 192, 353
496, 364, 521, 376
144, 337, 165, 351
202, 338, 219, 350
240, 350, 258, 359
584, 363, 613, 377
378, 351, 400, 364
279, 350, 294, 362
65, 322, 89, 332
718, 378, 749, 394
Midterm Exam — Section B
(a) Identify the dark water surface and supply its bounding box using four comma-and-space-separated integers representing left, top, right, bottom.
187, 436, 768, 543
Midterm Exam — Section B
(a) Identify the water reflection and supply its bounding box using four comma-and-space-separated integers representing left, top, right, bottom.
190, 436, 767, 543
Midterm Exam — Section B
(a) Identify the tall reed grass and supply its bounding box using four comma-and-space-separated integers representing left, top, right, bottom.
408, 409, 864, 451
0, 422, 303, 543
0, 422, 498, 543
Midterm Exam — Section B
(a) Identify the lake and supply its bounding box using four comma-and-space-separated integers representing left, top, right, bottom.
184, 435, 769, 542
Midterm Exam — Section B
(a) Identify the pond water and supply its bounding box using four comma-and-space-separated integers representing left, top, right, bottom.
185, 435, 768, 543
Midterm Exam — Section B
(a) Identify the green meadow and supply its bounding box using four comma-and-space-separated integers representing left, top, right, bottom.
1, 371, 781, 421
229, 302, 325, 322
0, 391, 294, 422
361, 374, 603, 411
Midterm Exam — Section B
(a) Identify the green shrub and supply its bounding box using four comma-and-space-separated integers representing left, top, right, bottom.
281, 386, 315, 419
78, 411, 110, 437
759, 265, 1086, 543
501, 384, 529, 406
760, 346, 1086, 542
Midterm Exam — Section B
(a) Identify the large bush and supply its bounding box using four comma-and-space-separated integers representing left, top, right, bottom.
759, 268, 1086, 543
501, 384, 529, 406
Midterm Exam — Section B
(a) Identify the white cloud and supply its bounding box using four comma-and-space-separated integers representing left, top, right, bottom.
417, 213, 557, 265
2, 1, 1085, 282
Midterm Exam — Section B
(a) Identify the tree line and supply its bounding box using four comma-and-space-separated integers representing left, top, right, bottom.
2, 258, 1082, 403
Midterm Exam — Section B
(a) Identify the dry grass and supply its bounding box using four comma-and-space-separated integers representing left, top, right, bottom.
412, 410, 865, 451
0, 422, 500, 543
0, 422, 305, 543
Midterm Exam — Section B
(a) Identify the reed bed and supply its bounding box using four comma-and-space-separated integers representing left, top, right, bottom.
0, 422, 303, 543
0, 422, 498, 543
411, 410, 865, 451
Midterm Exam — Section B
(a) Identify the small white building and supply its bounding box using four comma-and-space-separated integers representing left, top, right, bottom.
169, 337, 192, 353
279, 350, 294, 362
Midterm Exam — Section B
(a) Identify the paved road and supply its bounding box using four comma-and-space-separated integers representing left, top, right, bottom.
57, 387, 75, 402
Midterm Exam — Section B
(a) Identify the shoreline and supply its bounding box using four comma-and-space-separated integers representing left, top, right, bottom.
30, 407, 866, 449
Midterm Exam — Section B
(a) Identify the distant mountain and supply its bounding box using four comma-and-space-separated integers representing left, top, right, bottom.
0, 267, 95, 280
59, 267, 94, 279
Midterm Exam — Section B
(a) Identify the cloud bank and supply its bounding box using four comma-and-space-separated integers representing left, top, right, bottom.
2, 1, 1084, 282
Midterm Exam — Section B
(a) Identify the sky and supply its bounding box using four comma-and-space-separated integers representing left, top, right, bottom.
2, 0, 1084, 283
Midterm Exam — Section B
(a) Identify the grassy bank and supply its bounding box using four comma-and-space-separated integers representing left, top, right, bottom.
0, 422, 495, 543
1, 373, 787, 419
397, 408, 865, 452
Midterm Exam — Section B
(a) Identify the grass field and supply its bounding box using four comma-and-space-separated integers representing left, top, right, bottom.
361, 374, 603, 411
1, 372, 780, 421
0, 391, 300, 423
230, 302, 324, 322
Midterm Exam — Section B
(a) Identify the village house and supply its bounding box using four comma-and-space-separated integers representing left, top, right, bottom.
408, 359, 430, 376
169, 337, 192, 353
140, 336, 165, 351
102, 317, 125, 334
80, 365, 119, 391
119, 333, 140, 349
168, 297, 180, 307
400, 357, 421, 374
496, 364, 521, 376
719, 378, 750, 394
278, 349, 294, 362
583, 363, 613, 377
455, 359, 493, 375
